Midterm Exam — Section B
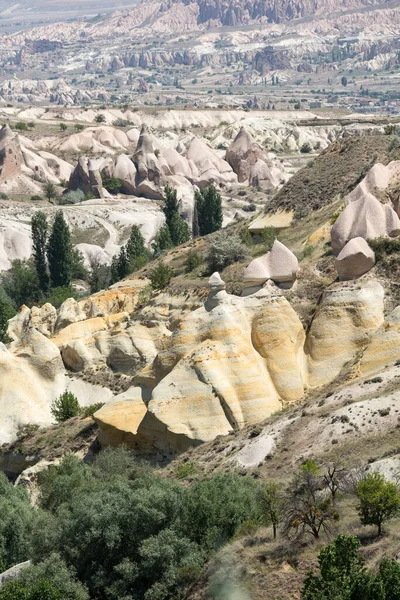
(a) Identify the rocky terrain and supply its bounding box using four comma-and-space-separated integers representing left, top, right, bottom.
0, 2, 398, 598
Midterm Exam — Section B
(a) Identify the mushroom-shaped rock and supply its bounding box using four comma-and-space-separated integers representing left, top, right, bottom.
243, 240, 298, 285
331, 193, 400, 253
206, 272, 227, 309
208, 272, 225, 290
225, 126, 264, 183
335, 238, 375, 280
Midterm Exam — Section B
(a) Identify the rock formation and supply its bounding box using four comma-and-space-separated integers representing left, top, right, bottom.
306, 280, 384, 388
3, 262, 400, 455
0, 125, 22, 183
331, 192, 400, 253
68, 156, 104, 198
225, 126, 265, 183
243, 240, 298, 293
335, 237, 375, 280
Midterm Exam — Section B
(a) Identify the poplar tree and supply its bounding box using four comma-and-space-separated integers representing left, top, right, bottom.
31, 211, 49, 294
194, 185, 223, 236
161, 186, 190, 246
47, 211, 73, 287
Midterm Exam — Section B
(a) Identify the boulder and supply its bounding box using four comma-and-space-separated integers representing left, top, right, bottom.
30, 303, 57, 337
331, 193, 400, 253
335, 237, 375, 280
243, 240, 298, 287
249, 159, 278, 190
56, 297, 87, 332
131, 125, 164, 199
94, 387, 147, 447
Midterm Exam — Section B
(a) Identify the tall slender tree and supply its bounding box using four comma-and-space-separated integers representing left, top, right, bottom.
126, 225, 146, 265
161, 186, 190, 247
194, 185, 223, 236
31, 211, 49, 294
47, 211, 73, 287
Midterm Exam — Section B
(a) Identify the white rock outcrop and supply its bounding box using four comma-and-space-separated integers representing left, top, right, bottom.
331, 192, 400, 253
243, 240, 298, 289
335, 237, 375, 279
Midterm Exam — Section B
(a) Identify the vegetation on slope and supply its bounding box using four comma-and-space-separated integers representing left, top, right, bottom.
268, 134, 400, 216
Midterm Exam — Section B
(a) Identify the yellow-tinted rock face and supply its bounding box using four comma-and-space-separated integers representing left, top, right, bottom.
359, 307, 400, 377
252, 296, 306, 403
306, 280, 384, 388
3, 272, 391, 453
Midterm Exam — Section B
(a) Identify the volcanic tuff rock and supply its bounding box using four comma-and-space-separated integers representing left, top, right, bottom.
335, 237, 376, 280
306, 280, 384, 388
331, 192, 400, 253
225, 126, 265, 183
4, 267, 400, 453
68, 157, 104, 199
243, 240, 298, 289
0, 125, 22, 183
94, 277, 395, 454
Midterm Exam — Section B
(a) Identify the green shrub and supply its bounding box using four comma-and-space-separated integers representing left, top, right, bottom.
80, 403, 105, 418
384, 124, 396, 135
175, 462, 197, 480
260, 226, 276, 251
17, 423, 40, 439
301, 244, 315, 260
184, 250, 203, 272
150, 261, 174, 290
369, 236, 400, 260
0, 192, 8, 200
300, 142, 312, 153
101, 175, 121, 195
0, 472, 37, 571
51, 392, 80, 423
15, 121, 28, 131
239, 227, 253, 247
207, 231, 247, 273
389, 135, 400, 151
44, 286, 76, 309
356, 472, 400, 535
58, 190, 85, 205
302, 535, 400, 600
0, 296, 15, 343
2, 258, 41, 308
31, 195, 43, 202
330, 204, 344, 224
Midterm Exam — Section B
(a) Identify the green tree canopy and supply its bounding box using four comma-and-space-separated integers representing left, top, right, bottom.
194, 185, 223, 236
47, 211, 73, 288
161, 186, 190, 247
31, 210, 49, 294
302, 534, 400, 600
357, 472, 400, 536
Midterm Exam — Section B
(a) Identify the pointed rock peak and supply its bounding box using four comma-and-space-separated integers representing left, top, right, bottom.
136, 124, 154, 155
208, 272, 225, 288
0, 124, 14, 142
232, 126, 254, 148
243, 239, 298, 284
